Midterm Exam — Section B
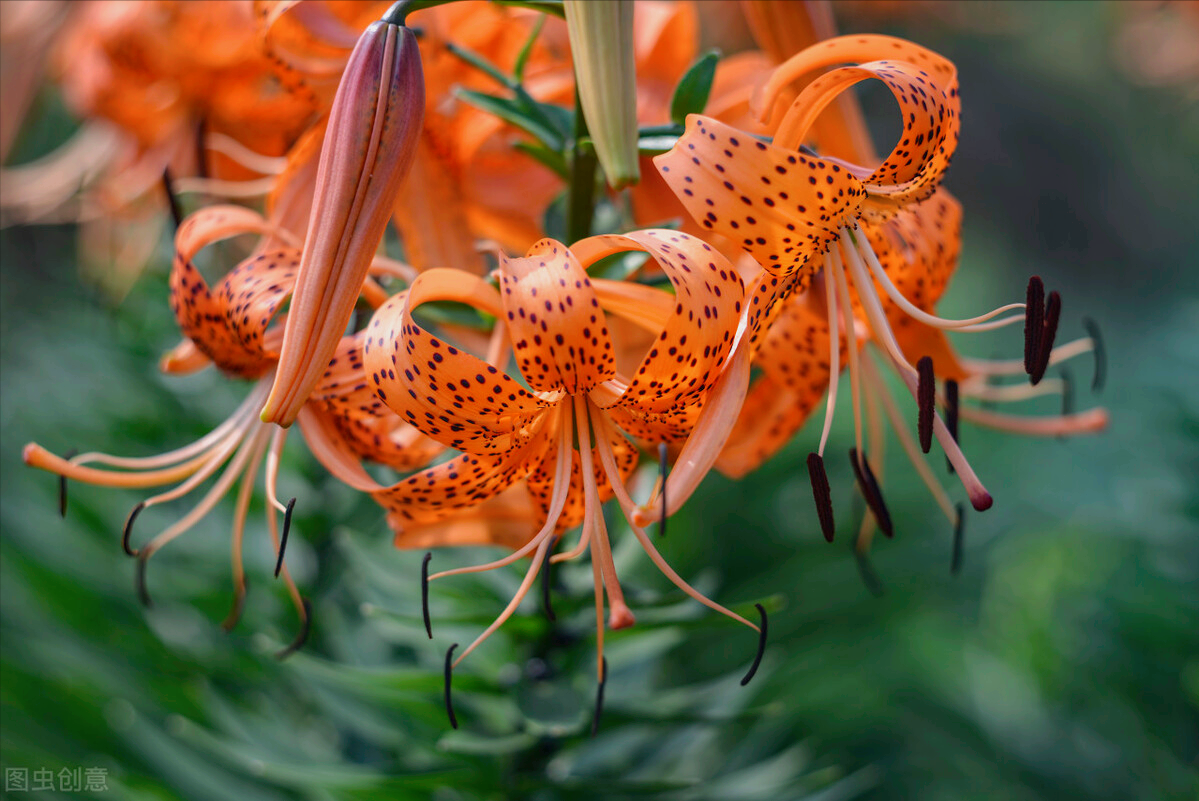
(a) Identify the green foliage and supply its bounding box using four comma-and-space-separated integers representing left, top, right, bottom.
2, 3, 1198, 800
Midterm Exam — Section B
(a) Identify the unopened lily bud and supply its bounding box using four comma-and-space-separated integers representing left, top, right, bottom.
261, 12, 424, 427
564, 0, 640, 190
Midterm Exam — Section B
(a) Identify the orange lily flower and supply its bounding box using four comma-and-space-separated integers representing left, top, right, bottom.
0, 0, 317, 295
358, 230, 762, 700
22, 172, 436, 650
654, 35, 1106, 549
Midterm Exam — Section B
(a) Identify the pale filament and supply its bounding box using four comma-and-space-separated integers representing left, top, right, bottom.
863, 353, 958, 525
817, 263, 841, 458
836, 226, 992, 508
140, 424, 272, 559
172, 175, 278, 198
958, 406, 1108, 437
430, 403, 573, 581
959, 337, 1095, 377
69, 382, 267, 470
850, 220, 1024, 330
959, 377, 1066, 403
223, 430, 269, 630
573, 395, 633, 629
454, 536, 552, 667
591, 407, 759, 633
203, 132, 288, 175
265, 426, 290, 516
830, 243, 865, 458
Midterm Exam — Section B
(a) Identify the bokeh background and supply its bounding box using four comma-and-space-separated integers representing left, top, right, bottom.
2, 2, 1197, 799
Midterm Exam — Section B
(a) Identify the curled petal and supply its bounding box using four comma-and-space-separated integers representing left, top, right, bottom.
497, 239, 618, 395
653, 115, 864, 288
363, 268, 550, 455
573, 229, 745, 439
761, 35, 960, 209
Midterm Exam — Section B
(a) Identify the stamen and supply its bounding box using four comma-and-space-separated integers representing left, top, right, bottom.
591, 411, 760, 632
442, 644, 459, 728
222, 582, 247, 633
657, 443, 669, 538
849, 448, 892, 539
540, 544, 556, 622
122, 502, 146, 557
830, 246, 865, 457
1060, 367, 1074, 418
591, 657, 608, 737
959, 337, 1094, 378
275, 597, 312, 660
817, 261, 840, 458
863, 354, 957, 525
273, 498, 297, 578
740, 603, 768, 686
1024, 276, 1045, 374
853, 547, 885, 597
222, 443, 263, 632
945, 379, 959, 475
806, 453, 835, 543
58, 447, 77, 517
852, 223, 1024, 330
161, 168, 183, 231
917, 356, 935, 454
454, 538, 554, 665
951, 503, 965, 575
421, 551, 433, 638
958, 405, 1108, 437
136, 551, 152, 607
1083, 317, 1106, 392
1030, 291, 1061, 385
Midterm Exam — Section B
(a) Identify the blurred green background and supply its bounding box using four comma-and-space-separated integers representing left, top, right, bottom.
2, 2, 1197, 799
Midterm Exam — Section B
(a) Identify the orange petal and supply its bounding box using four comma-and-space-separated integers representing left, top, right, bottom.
573, 229, 745, 440
762, 36, 960, 209
497, 239, 618, 395
363, 268, 550, 455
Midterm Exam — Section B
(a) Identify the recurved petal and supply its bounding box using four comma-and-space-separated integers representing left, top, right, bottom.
717, 286, 839, 477
763, 36, 960, 209
169, 206, 296, 377
497, 239, 617, 395
573, 229, 744, 422
373, 419, 554, 529
363, 268, 551, 456
653, 115, 863, 289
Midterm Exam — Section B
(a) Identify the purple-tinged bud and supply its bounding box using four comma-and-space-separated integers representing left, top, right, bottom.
262, 16, 424, 426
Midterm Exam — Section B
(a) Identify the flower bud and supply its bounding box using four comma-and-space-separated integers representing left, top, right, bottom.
564, 0, 640, 189
261, 15, 424, 426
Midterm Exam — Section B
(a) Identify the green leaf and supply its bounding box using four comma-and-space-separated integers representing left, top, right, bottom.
670, 49, 721, 127
455, 88, 566, 152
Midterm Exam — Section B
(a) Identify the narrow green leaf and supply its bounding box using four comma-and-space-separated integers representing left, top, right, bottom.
454, 89, 564, 151
670, 49, 721, 127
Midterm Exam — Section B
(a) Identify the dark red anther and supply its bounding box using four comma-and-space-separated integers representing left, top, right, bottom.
849, 448, 893, 539
1030, 290, 1061, 385
806, 453, 835, 542
1024, 276, 1045, 375
944, 379, 959, 475
917, 356, 935, 454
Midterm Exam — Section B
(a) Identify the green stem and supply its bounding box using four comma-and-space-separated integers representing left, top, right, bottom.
566, 92, 597, 243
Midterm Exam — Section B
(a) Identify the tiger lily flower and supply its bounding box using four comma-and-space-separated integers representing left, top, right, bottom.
261, 4, 424, 427
22, 188, 435, 649
654, 35, 1107, 546
359, 230, 762, 694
